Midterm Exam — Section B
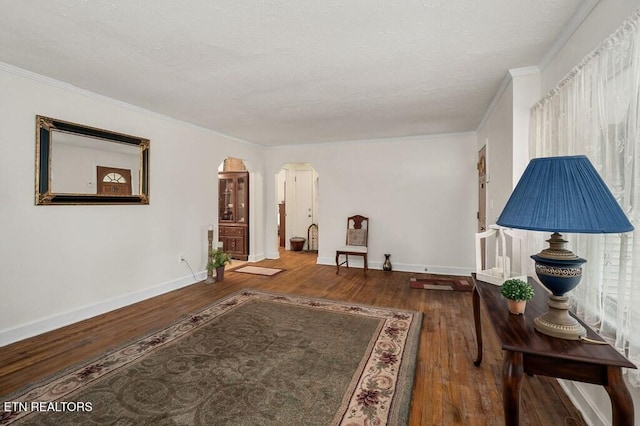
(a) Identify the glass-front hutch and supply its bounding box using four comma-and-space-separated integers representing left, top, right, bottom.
218, 171, 249, 260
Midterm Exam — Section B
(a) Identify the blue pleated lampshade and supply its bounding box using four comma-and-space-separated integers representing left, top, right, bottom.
496, 155, 633, 233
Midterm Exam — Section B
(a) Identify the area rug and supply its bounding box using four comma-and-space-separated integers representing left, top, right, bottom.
1, 289, 422, 425
409, 275, 473, 292
229, 265, 284, 276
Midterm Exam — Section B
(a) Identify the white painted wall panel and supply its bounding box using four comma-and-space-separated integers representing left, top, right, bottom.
0, 68, 265, 345
265, 133, 478, 274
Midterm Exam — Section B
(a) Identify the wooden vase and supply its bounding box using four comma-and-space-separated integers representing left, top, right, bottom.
216, 266, 225, 282
507, 299, 526, 315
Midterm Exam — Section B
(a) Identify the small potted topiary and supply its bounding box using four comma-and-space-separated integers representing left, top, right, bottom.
500, 278, 534, 315
207, 248, 232, 282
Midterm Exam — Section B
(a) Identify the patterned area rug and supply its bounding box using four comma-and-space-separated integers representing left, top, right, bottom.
409, 275, 473, 292
229, 266, 284, 276
2, 290, 422, 425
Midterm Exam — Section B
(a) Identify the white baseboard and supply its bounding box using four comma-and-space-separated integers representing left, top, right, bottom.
316, 256, 473, 276
558, 379, 608, 426
265, 251, 281, 259
0, 271, 206, 348
248, 252, 266, 262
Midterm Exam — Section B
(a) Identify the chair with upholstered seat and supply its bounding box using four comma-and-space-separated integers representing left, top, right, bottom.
335, 215, 369, 276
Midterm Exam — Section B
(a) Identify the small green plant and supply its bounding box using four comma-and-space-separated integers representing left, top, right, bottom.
500, 278, 534, 301
207, 248, 232, 271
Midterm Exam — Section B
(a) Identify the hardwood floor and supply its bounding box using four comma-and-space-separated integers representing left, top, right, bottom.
0, 250, 586, 425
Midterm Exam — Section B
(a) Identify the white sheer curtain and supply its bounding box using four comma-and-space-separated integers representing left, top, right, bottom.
530, 9, 640, 387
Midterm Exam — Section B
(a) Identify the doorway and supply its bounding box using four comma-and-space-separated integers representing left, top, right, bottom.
276, 163, 318, 255
477, 146, 487, 268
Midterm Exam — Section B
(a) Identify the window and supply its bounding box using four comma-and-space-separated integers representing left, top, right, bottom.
102, 172, 127, 184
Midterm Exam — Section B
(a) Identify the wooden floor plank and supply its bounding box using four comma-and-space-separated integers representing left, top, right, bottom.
0, 250, 586, 425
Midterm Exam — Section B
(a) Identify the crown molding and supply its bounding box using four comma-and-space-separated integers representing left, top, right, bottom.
476, 65, 540, 132
508, 66, 540, 77
269, 130, 478, 150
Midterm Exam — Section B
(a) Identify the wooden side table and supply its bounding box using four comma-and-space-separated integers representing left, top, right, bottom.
471, 274, 636, 426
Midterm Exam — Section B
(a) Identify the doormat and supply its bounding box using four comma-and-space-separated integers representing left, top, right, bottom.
409, 276, 473, 292
229, 266, 284, 276
1, 289, 422, 425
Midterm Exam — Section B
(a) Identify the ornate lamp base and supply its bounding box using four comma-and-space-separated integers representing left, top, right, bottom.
533, 295, 586, 340
532, 232, 587, 340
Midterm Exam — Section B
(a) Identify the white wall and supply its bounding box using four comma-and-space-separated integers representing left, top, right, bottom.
538, 2, 640, 425
0, 66, 265, 345
476, 69, 540, 279
476, 69, 540, 221
511, 72, 541, 181
265, 133, 478, 274
477, 78, 513, 227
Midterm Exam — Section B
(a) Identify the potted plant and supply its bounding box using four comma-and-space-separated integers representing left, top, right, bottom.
207, 248, 232, 282
500, 278, 534, 315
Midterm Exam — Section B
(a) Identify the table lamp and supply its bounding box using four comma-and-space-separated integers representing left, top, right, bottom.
496, 155, 633, 340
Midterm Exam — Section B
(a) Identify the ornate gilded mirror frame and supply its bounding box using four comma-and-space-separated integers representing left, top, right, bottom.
35, 115, 150, 205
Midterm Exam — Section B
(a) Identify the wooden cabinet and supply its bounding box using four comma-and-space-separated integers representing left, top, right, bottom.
219, 225, 246, 259
218, 172, 249, 260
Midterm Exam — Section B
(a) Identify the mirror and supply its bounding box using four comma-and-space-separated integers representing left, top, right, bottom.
35, 115, 150, 205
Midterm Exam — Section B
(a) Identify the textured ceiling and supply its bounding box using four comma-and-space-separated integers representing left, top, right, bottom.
0, 0, 585, 146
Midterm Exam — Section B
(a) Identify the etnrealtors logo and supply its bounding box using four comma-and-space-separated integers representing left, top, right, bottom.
3, 401, 93, 413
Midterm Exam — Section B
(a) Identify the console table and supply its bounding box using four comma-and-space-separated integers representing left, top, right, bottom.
471, 274, 636, 426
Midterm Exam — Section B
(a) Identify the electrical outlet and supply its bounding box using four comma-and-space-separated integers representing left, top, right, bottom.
179, 253, 185, 263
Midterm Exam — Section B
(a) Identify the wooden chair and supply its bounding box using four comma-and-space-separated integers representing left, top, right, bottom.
335, 215, 369, 276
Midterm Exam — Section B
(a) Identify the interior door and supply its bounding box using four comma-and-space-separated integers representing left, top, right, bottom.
478, 146, 487, 269
294, 170, 313, 248
97, 166, 132, 195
